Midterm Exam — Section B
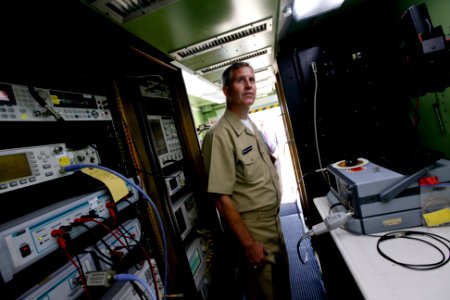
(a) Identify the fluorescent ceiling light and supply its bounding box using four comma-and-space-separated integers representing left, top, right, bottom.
201, 92, 226, 104
293, 0, 344, 20
181, 70, 225, 104
182, 70, 216, 94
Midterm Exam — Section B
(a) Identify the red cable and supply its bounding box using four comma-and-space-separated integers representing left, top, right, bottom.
62, 246, 92, 300
59, 218, 159, 297
137, 241, 161, 299
51, 230, 92, 300
106, 202, 118, 224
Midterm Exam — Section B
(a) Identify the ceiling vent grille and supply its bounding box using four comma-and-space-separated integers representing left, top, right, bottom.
213, 65, 273, 87
87, 0, 178, 23
254, 66, 269, 74
170, 18, 272, 61
256, 77, 271, 84
196, 48, 271, 75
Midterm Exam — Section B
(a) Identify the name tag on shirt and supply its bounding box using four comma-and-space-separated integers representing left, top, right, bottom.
242, 145, 252, 155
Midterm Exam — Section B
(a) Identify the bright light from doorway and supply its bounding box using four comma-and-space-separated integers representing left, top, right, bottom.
293, 0, 344, 20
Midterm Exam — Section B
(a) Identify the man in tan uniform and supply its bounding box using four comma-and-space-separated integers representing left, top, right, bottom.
202, 62, 291, 300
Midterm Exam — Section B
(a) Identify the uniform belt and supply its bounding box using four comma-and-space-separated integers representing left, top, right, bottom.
240, 207, 280, 220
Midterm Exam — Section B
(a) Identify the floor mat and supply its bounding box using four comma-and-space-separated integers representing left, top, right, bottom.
280, 201, 299, 217
280, 205, 326, 300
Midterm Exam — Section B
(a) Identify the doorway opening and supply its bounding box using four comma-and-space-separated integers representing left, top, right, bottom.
250, 105, 300, 205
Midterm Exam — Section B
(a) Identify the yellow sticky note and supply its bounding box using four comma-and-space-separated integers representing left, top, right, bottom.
423, 207, 450, 227
81, 167, 128, 203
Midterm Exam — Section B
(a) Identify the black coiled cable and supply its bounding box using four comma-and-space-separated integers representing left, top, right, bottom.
376, 230, 450, 270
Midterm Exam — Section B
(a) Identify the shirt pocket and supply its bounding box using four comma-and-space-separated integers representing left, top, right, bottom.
240, 151, 263, 183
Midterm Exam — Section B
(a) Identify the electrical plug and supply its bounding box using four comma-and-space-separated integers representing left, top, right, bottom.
309, 212, 353, 236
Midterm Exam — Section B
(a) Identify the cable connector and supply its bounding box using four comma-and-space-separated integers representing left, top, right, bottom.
73, 217, 92, 223
309, 212, 353, 236
106, 202, 117, 223
85, 270, 116, 287
51, 229, 68, 249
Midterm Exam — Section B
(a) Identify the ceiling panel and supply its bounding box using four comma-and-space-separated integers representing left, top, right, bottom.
83, 0, 381, 105
84, 0, 280, 104
119, 0, 278, 52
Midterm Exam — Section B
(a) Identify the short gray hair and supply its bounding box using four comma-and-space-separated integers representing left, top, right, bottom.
221, 62, 253, 88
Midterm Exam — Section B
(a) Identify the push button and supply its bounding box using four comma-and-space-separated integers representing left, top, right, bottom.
20, 244, 32, 257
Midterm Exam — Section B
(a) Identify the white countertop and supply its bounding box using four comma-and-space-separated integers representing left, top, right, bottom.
314, 196, 450, 300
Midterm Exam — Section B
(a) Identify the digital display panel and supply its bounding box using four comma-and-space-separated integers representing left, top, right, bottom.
0, 83, 17, 106
50, 90, 98, 109
148, 118, 168, 155
0, 153, 32, 183
189, 249, 201, 276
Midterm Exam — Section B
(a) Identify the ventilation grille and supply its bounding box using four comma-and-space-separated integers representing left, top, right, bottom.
213, 65, 273, 87
256, 77, 271, 84
254, 66, 270, 74
88, 0, 178, 23
196, 48, 271, 75
170, 18, 272, 61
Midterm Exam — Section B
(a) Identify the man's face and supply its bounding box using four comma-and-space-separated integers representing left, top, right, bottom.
223, 66, 256, 108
